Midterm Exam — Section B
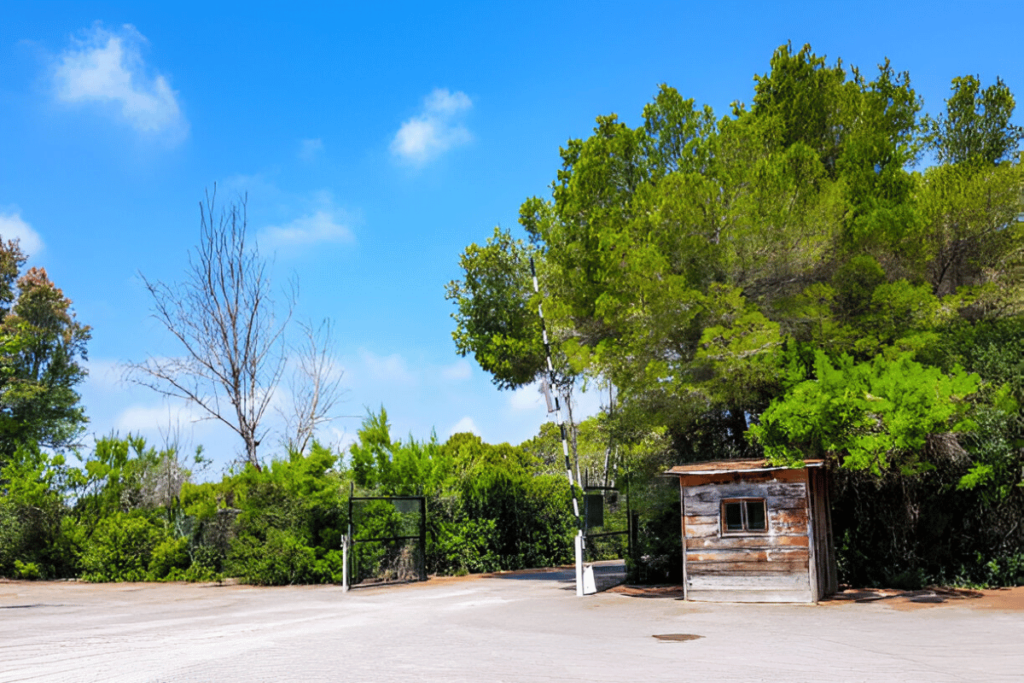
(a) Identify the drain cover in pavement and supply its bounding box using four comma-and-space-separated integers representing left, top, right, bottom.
652, 634, 703, 642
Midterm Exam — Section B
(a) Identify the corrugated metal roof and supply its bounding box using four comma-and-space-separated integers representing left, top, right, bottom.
665, 458, 825, 476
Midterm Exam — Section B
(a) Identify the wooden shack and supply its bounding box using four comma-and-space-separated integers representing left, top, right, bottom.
665, 459, 837, 603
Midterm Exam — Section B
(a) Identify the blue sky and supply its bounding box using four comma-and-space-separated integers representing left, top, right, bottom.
1, 1, 1021, 470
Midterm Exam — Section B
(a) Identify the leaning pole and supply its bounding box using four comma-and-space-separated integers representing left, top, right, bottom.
530, 258, 585, 596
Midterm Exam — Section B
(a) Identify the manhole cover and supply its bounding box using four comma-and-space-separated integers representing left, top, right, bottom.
652, 634, 703, 642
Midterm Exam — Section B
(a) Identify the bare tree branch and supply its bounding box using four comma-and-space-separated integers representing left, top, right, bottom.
126, 188, 293, 470
280, 318, 347, 455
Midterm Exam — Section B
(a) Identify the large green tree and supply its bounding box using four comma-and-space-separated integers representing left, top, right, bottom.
0, 239, 90, 458
451, 43, 1024, 474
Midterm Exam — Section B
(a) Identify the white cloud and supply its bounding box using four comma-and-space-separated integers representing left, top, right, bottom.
509, 381, 546, 413
115, 402, 191, 434
259, 209, 355, 248
298, 138, 323, 161
441, 359, 472, 382
220, 173, 282, 201
358, 349, 416, 386
53, 23, 187, 140
0, 211, 44, 256
447, 416, 479, 437
390, 88, 473, 165
83, 358, 122, 394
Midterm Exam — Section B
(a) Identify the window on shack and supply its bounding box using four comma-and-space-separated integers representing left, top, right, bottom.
721, 498, 767, 534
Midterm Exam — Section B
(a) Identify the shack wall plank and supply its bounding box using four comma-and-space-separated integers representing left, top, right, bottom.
686, 535, 809, 550
770, 509, 809, 533
687, 589, 813, 603
685, 511, 809, 535
683, 514, 719, 528
687, 573, 810, 591
684, 482, 807, 505
686, 560, 808, 573
677, 468, 806, 488
685, 523, 719, 538
805, 466, 819, 601
684, 498, 807, 518
684, 489, 807, 516
686, 548, 809, 564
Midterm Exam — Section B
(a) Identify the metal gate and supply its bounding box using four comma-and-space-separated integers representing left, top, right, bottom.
582, 482, 634, 564
343, 490, 426, 589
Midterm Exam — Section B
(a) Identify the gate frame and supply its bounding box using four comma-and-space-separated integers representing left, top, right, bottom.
581, 482, 634, 566
342, 490, 427, 591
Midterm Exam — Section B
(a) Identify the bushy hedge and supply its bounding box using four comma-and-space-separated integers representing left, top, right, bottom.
5, 402, 1017, 589
0, 412, 578, 585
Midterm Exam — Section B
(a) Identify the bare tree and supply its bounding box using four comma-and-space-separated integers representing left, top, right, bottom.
127, 189, 292, 470
280, 318, 347, 454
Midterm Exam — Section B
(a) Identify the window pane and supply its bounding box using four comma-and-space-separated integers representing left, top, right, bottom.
746, 500, 766, 530
724, 502, 743, 530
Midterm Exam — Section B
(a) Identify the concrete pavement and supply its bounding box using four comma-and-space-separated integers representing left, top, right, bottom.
1, 570, 1021, 682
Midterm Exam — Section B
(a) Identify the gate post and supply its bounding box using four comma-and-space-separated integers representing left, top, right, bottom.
419, 498, 427, 582
574, 531, 584, 597
341, 534, 349, 592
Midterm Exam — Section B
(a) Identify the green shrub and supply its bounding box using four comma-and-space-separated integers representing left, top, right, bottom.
14, 560, 42, 580
227, 528, 318, 585
147, 537, 190, 580
81, 513, 166, 582
0, 487, 79, 580
162, 563, 222, 583
436, 518, 501, 574
313, 549, 346, 584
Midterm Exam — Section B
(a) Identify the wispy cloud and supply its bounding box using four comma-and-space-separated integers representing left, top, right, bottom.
0, 211, 44, 256
53, 23, 187, 141
298, 138, 323, 162
358, 350, 416, 386
391, 88, 472, 166
441, 359, 472, 382
114, 401, 205, 435
447, 416, 479, 437
259, 209, 355, 248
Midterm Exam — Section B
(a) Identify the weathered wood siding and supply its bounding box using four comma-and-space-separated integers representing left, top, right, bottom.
807, 467, 838, 598
681, 470, 813, 603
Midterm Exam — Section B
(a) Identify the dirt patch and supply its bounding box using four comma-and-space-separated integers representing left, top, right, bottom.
602, 583, 1024, 609
973, 586, 1024, 611
822, 585, 1024, 611
887, 586, 1024, 612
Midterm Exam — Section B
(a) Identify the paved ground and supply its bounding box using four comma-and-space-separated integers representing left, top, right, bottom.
2, 569, 1022, 682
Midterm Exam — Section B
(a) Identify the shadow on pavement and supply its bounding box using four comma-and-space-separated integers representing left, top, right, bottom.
485, 569, 575, 582
606, 585, 686, 599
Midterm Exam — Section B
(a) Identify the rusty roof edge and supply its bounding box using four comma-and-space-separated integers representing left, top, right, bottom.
664, 460, 825, 476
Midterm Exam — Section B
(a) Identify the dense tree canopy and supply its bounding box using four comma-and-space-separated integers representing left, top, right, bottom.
450, 43, 1024, 483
